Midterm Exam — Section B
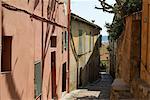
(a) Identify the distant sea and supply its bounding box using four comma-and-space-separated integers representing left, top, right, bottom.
102, 36, 108, 43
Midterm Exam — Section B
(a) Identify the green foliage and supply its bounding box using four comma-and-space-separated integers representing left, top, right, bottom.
100, 61, 107, 71
107, 45, 112, 51
122, 0, 142, 15
105, 17, 124, 40
105, 0, 142, 40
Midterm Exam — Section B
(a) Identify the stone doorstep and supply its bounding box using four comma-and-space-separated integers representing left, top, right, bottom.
111, 79, 130, 92
111, 79, 135, 100
120, 98, 137, 100
62, 91, 67, 97
137, 79, 150, 98
118, 92, 134, 99
112, 91, 134, 99
131, 79, 150, 98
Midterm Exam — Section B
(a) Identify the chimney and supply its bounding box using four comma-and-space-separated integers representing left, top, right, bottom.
91, 20, 95, 23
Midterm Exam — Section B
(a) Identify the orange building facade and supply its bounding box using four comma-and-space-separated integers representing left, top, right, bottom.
110, 0, 150, 99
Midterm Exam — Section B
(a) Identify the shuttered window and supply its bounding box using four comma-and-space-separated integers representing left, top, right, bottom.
62, 31, 68, 53
78, 29, 82, 54
91, 36, 94, 51
62, 32, 64, 53
64, 31, 68, 50
51, 36, 57, 47
34, 62, 42, 98
89, 32, 92, 51
65, 31, 68, 50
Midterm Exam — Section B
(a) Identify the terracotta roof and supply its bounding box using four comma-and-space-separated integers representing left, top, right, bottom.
71, 13, 102, 30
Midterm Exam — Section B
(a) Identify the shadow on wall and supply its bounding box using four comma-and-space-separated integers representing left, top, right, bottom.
79, 36, 101, 87
5, 73, 21, 100
1, 8, 21, 99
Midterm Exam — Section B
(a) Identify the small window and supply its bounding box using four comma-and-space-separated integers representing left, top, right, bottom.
1, 36, 12, 72
51, 36, 57, 47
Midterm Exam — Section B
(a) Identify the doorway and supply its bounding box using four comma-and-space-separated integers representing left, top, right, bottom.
51, 51, 56, 98
62, 63, 66, 92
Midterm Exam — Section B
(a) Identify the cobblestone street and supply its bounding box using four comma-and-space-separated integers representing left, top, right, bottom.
62, 72, 113, 100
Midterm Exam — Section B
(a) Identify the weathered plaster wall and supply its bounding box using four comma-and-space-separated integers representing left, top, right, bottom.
0, 0, 68, 99
110, 12, 150, 99
0, 1, 35, 99
116, 16, 132, 83
109, 39, 117, 78
70, 18, 101, 90
140, 0, 150, 86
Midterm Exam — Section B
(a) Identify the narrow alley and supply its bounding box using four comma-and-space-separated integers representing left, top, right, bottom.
62, 72, 113, 100
2, 0, 150, 100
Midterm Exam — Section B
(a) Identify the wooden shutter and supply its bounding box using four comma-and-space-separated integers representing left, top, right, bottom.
34, 62, 42, 98
78, 29, 82, 54
1, 36, 12, 72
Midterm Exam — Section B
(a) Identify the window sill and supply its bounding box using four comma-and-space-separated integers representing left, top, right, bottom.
1, 71, 11, 74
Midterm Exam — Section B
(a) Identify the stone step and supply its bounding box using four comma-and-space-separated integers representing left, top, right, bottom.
120, 98, 137, 100
110, 79, 135, 100
111, 79, 130, 91
117, 91, 134, 99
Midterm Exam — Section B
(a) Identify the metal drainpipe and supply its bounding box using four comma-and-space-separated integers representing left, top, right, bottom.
41, 0, 44, 99
67, 0, 71, 93
0, 0, 2, 73
0, 4, 1, 99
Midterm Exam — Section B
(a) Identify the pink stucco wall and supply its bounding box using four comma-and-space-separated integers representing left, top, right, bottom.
0, 0, 68, 100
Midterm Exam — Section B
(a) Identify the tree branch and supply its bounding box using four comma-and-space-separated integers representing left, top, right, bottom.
96, 0, 115, 13
95, 6, 114, 13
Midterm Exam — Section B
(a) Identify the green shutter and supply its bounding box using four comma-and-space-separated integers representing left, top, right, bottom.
89, 32, 91, 51
66, 31, 68, 49
78, 29, 82, 54
62, 32, 64, 53
63, 31, 68, 50
34, 62, 42, 98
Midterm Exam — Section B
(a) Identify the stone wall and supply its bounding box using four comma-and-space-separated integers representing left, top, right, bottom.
110, 12, 145, 99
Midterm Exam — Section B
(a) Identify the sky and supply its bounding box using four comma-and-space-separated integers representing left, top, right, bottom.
71, 0, 115, 36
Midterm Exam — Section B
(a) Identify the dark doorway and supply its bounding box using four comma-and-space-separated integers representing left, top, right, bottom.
51, 51, 56, 98
62, 63, 66, 92
79, 67, 82, 87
